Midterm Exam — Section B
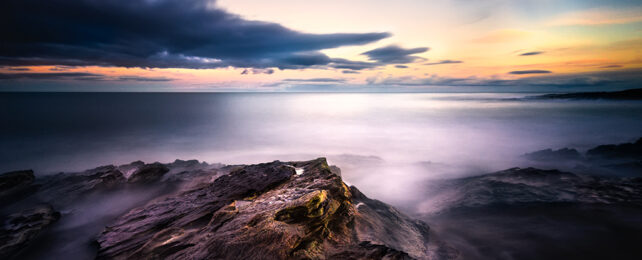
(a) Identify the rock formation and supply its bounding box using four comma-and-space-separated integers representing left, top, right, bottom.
420, 167, 642, 215
522, 137, 642, 176
96, 158, 457, 259
533, 88, 642, 100
0, 205, 60, 259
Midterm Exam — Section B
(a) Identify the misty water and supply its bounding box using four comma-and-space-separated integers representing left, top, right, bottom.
2, 92, 642, 259
2, 92, 642, 203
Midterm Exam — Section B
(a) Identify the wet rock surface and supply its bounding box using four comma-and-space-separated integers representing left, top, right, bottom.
0, 205, 60, 259
96, 158, 456, 260
420, 167, 642, 214
418, 166, 642, 260
0, 159, 221, 259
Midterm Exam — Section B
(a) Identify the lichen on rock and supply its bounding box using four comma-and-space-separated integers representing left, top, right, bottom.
95, 158, 458, 260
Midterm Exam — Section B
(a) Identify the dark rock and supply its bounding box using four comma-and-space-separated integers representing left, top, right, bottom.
601, 160, 642, 174
586, 138, 642, 161
163, 159, 222, 182
523, 148, 583, 162
127, 163, 170, 184
329, 165, 342, 176
421, 167, 642, 215
96, 158, 455, 259
0, 205, 60, 259
330, 241, 414, 259
421, 166, 642, 260
520, 138, 642, 177
117, 160, 145, 178
166, 159, 209, 169
32, 165, 128, 207
0, 170, 37, 205
533, 88, 642, 100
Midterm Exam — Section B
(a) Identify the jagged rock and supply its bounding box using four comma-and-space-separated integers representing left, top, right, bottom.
117, 160, 145, 178
0, 170, 37, 205
329, 165, 342, 176
351, 187, 458, 260
0, 205, 60, 259
420, 166, 642, 260
36, 165, 127, 205
163, 159, 222, 182
419, 167, 642, 215
586, 138, 642, 161
523, 148, 583, 162
127, 163, 169, 184
96, 158, 455, 259
166, 159, 210, 170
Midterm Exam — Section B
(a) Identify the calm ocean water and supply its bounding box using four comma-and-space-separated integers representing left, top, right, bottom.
2, 92, 642, 193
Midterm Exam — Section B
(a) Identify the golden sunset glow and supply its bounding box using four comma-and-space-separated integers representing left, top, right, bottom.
1, 0, 641, 91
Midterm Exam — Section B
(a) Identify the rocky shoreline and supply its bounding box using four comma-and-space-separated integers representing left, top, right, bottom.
1, 137, 641, 259
0, 158, 457, 260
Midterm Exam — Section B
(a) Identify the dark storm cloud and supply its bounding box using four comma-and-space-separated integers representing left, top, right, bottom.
4, 67, 31, 71
0, 0, 390, 70
0, 72, 104, 80
361, 45, 429, 63
509, 70, 552, 75
328, 58, 380, 70
0, 72, 174, 82
424, 60, 463, 66
519, 51, 544, 56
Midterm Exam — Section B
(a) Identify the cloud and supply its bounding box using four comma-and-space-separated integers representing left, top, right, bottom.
4, 67, 31, 71
0, 72, 173, 82
241, 68, 275, 75
424, 60, 463, 66
0, 0, 390, 70
519, 51, 543, 56
49, 66, 77, 71
0, 72, 105, 80
600, 65, 622, 69
328, 58, 379, 70
267, 69, 642, 92
117, 76, 174, 82
342, 70, 360, 74
283, 78, 346, 83
367, 69, 642, 88
509, 70, 552, 75
361, 45, 429, 63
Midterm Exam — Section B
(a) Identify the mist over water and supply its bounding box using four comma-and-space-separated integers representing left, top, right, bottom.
2, 92, 642, 259
2, 92, 642, 201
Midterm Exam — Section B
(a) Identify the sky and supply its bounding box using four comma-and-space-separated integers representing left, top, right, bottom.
1, 0, 641, 92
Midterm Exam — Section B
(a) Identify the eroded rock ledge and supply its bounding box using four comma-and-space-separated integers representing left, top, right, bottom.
96, 158, 457, 260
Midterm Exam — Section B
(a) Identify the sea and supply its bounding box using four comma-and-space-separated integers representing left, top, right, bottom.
2, 92, 642, 201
